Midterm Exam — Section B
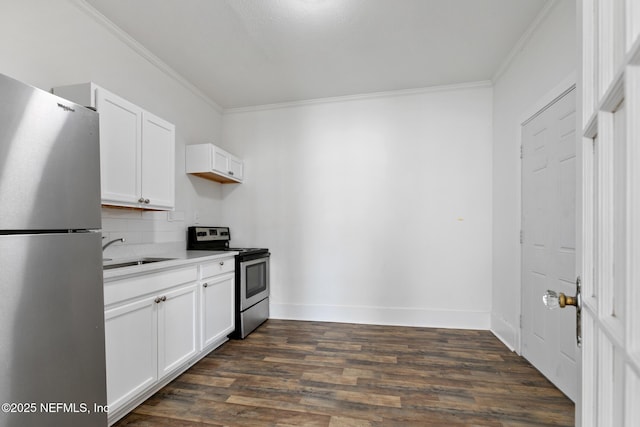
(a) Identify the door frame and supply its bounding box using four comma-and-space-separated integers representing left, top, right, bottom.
517, 72, 578, 356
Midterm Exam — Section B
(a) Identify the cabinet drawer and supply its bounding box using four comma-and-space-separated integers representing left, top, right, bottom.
104, 265, 198, 306
201, 257, 235, 279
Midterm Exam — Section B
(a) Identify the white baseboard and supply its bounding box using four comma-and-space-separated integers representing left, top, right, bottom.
270, 303, 490, 330
490, 312, 518, 352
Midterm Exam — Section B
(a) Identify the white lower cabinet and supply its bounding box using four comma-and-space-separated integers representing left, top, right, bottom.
201, 272, 235, 350
104, 295, 158, 414
157, 283, 198, 378
104, 281, 197, 418
103, 257, 235, 425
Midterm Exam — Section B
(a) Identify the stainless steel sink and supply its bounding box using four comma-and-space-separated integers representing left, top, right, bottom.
103, 257, 175, 270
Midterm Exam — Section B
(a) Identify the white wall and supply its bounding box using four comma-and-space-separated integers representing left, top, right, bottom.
221, 84, 493, 328
1, 0, 576, 335
491, 0, 576, 348
0, 0, 225, 258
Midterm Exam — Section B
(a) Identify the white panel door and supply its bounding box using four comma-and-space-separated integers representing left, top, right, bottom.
141, 111, 175, 210
95, 88, 141, 206
579, 1, 640, 425
582, 99, 636, 427
521, 87, 578, 401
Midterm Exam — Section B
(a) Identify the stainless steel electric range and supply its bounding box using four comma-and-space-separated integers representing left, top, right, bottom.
187, 226, 270, 339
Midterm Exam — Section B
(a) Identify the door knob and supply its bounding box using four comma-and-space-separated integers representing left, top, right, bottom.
542, 276, 582, 347
543, 290, 578, 309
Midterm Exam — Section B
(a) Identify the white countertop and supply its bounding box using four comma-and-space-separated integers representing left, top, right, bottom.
103, 250, 238, 281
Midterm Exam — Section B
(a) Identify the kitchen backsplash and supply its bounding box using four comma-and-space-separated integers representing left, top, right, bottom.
101, 207, 186, 259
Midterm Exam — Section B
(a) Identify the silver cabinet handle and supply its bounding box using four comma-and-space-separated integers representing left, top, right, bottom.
138, 197, 145, 203
144, 199, 150, 204
228, 171, 234, 176
219, 261, 224, 266
203, 283, 208, 288
154, 297, 161, 304
161, 296, 167, 302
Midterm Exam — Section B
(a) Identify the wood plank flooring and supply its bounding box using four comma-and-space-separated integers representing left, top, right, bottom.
114, 320, 574, 426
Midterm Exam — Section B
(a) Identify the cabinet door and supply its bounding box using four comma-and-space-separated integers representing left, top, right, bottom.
201, 273, 235, 349
157, 283, 198, 378
227, 155, 243, 181
95, 88, 142, 207
213, 146, 243, 182
212, 146, 229, 174
141, 111, 175, 210
104, 296, 158, 414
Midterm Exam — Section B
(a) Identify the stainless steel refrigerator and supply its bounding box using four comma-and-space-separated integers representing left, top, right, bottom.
0, 73, 107, 426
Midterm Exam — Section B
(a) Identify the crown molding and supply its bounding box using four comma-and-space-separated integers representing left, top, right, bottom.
492, 0, 560, 83
224, 80, 493, 115
70, 0, 223, 113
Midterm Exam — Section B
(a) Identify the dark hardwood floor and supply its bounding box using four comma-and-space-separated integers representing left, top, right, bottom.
114, 320, 574, 426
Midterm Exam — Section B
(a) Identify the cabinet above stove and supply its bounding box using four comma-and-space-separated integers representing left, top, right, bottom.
186, 143, 243, 184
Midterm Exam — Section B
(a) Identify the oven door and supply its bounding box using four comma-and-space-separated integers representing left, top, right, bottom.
240, 255, 270, 311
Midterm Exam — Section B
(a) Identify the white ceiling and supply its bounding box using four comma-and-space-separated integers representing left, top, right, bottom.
84, 0, 549, 109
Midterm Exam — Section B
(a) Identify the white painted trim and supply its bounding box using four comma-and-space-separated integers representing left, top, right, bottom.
270, 303, 490, 330
519, 72, 577, 126
69, 0, 223, 113
516, 73, 577, 354
490, 313, 518, 352
598, 69, 625, 113
626, 65, 640, 375
223, 81, 493, 115
581, 0, 596, 126
492, 0, 561, 83
629, 30, 640, 64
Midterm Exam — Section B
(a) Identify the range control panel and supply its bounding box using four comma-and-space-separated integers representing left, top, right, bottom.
190, 226, 230, 242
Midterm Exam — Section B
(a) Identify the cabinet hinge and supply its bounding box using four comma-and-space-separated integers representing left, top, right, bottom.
520, 145, 523, 159
520, 230, 523, 244
520, 314, 523, 328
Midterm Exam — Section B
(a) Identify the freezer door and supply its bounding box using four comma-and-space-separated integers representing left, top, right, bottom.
0, 233, 107, 427
0, 73, 101, 230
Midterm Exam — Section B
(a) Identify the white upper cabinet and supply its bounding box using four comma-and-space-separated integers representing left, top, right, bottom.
141, 111, 175, 210
95, 88, 141, 207
186, 143, 243, 183
53, 83, 175, 210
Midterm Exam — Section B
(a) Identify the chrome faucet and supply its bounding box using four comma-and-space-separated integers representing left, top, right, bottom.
102, 238, 125, 261
103, 237, 125, 251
